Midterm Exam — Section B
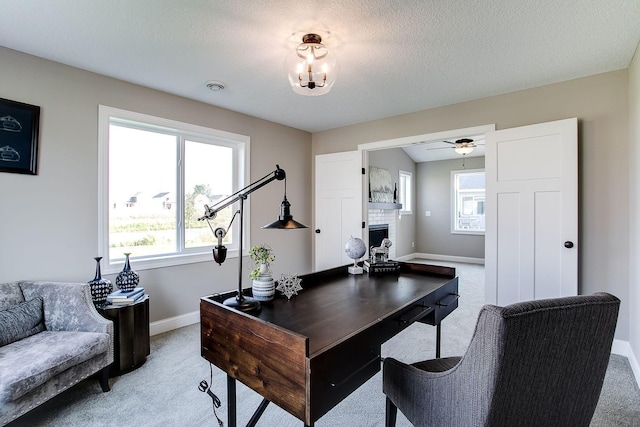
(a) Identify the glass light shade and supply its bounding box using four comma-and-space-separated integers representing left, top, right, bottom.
286, 36, 337, 96
455, 146, 474, 155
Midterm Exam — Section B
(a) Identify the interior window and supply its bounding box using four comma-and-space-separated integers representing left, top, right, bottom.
451, 169, 485, 234
398, 170, 413, 215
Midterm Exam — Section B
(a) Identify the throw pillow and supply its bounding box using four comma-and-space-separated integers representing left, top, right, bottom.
0, 296, 45, 347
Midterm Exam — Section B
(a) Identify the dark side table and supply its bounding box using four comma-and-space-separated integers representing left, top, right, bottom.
97, 296, 150, 377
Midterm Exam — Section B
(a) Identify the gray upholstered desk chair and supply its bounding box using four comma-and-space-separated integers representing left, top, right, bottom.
383, 293, 620, 427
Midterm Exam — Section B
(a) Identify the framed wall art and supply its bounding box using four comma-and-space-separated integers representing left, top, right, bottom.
369, 166, 393, 203
0, 97, 40, 175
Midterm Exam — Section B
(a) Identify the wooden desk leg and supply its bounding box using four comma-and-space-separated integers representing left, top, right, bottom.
436, 323, 441, 359
227, 375, 236, 427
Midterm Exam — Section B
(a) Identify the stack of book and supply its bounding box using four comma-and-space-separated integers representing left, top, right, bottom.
363, 260, 400, 275
106, 287, 146, 306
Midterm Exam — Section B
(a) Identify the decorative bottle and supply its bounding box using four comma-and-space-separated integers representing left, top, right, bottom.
88, 256, 112, 304
393, 183, 398, 203
116, 253, 139, 292
252, 262, 275, 302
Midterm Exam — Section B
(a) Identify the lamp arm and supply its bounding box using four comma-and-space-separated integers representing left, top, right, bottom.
198, 165, 286, 221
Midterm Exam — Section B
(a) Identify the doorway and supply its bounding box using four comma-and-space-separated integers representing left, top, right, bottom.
359, 125, 495, 262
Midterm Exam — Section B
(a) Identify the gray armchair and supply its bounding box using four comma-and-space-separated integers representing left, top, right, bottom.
0, 281, 114, 425
383, 292, 620, 427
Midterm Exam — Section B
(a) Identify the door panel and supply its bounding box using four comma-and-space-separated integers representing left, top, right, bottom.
315, 151, 363, 271
486, 118, 577, 306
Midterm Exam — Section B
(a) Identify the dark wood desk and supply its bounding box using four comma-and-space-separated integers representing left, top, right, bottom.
200, 262, 458, 427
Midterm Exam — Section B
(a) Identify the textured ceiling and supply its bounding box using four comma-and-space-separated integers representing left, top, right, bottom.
0, 0, 639, 137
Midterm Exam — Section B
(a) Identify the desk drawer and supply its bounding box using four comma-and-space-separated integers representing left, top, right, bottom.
309, 334, 381, 422
419, 277, 459, 325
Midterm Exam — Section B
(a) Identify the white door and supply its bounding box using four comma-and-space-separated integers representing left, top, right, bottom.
485, 118, 577, 306
315, 151, 363, 271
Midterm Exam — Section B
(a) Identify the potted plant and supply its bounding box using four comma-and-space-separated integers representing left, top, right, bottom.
249, 244, 276, 302
249, 244, 275, 279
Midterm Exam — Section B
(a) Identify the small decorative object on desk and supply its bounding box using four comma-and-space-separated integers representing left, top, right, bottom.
277, 273, 303, 300
345, 236, 366, 275
363, 260, 400, 275
106, 287, 146, 306
370, 238, 393, 264
88, 256, 112, 304
116, 253, 139, 292
249, 244, 276, 302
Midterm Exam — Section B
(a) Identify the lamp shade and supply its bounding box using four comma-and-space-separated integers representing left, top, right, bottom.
262, 197, 308, 229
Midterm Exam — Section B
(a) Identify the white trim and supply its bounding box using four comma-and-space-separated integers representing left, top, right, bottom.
358, 124, 496, 152
611, 339, 640, 388
150, 310, 200, 336
396, 252, 485, 265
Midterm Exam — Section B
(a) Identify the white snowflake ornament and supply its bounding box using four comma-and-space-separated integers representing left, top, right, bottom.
277, 273, 303, 300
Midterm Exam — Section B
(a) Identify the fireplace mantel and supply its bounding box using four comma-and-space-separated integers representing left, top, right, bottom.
369, 202, 402, 210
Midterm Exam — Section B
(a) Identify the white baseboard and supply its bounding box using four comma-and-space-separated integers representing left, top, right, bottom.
612, 339, 640, 388
150, 310, 200, 336
397, 252, 485, 265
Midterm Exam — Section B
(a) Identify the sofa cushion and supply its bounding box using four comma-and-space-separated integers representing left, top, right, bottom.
0, 297, 45, 347
0, 330, 110, 402
0, 282, 25, 311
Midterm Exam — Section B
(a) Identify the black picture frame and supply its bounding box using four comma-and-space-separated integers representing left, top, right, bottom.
0, 97, 40, 175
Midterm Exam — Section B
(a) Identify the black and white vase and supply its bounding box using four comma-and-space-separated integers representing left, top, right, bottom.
252, 263, 275, 302
116, 253, 139, 292
88, 256, 112, 304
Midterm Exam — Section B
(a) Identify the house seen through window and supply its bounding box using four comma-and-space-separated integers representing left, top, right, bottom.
451, 169, 485, 234
98, 106, 248, 271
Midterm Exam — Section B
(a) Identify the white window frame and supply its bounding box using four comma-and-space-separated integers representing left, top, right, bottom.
398, 170, 413, 215
451, 168, 485, 236
98, 105, 250, 273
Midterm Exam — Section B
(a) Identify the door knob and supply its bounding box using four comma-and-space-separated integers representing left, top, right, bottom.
564, 241, 574, 248
315, 229, 321, 234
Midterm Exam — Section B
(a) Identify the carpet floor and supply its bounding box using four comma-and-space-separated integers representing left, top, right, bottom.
7, 261, 640, 426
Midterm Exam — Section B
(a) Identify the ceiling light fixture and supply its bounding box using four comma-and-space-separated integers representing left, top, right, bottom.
287, 33, 337, 96
454, 145, 474, 155
454, 138, 475, 155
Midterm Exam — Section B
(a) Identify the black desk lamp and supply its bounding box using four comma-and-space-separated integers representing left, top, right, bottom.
198, 165, 307, 313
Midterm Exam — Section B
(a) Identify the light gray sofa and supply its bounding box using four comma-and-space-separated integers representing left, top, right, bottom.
0, 281, 114, 426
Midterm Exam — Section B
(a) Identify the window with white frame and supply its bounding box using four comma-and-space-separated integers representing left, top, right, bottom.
398, 170, 413, 214
98, 106, 248, 272
451, 169, 485, 234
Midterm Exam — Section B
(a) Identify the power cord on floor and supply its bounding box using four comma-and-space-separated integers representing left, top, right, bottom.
198, 363, 224, 426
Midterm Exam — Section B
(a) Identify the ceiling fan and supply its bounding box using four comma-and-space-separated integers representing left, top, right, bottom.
421, 138, 484, 155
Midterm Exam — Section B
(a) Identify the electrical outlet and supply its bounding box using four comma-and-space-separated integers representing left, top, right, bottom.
425, 211, 431, 217
412, 242, 415, 248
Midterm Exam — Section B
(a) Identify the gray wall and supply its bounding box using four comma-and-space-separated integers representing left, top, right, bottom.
368, 148, 415, 258
416, 157, 485, 258
313, 70, 631, 340
0, 46, 313, 324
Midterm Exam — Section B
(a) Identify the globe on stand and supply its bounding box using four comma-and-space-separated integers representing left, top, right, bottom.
345, 236, 366, 275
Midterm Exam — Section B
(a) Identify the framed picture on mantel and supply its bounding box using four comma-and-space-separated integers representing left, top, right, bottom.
0, 97, 40, 175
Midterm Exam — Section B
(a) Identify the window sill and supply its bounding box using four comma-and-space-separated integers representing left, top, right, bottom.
103, 249, 240, 274
451, 230, 485, 236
